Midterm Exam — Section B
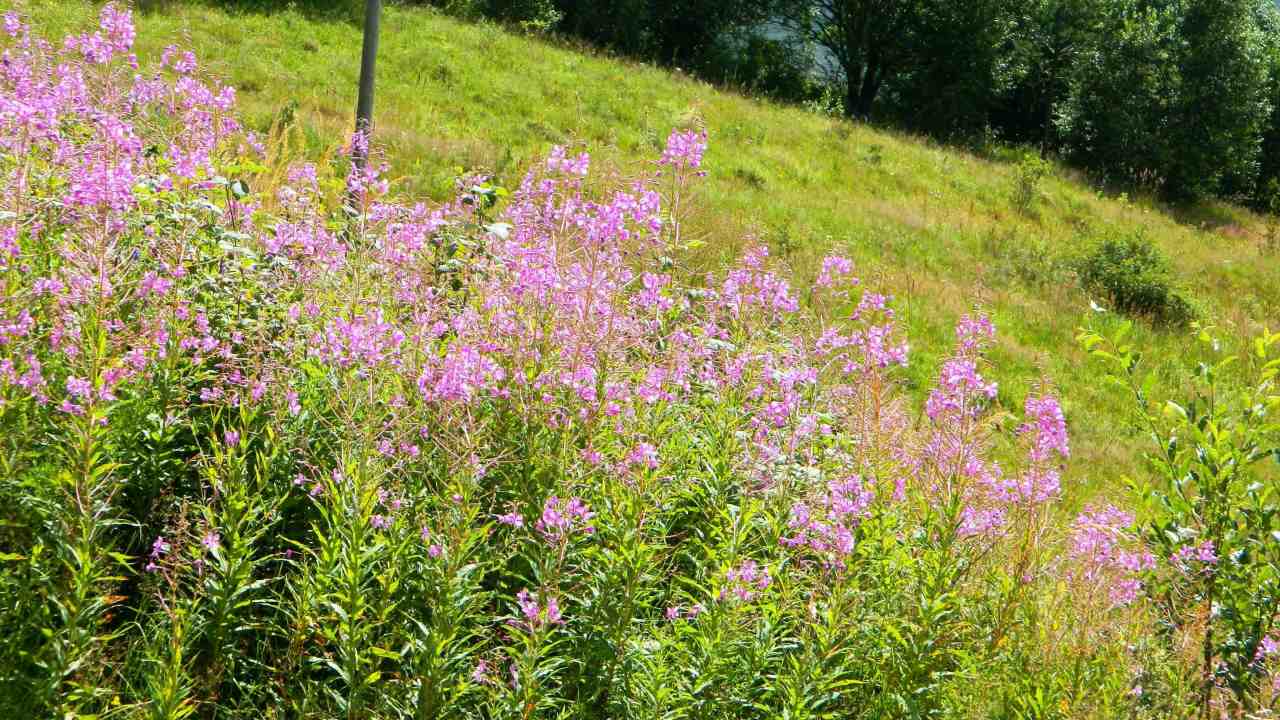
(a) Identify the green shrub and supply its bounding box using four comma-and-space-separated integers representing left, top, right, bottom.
486, 0, 561, 32
1077, 230, 1197, 326
981, 228, 1071, 289
1080, 323, 1280, 717
1012, 151, 1051, 216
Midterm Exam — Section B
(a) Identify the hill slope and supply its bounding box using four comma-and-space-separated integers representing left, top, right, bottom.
34, 0, 1280, 499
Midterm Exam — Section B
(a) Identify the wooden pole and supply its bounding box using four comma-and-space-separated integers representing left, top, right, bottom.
353, 0, 381, 170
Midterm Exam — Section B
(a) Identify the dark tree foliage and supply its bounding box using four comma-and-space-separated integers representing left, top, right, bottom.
1055, 2, 1182, 189
990, 0, 1106, 148
773, 0, 914, 119
1165, 0, 1270, 200
1054, 0, 1273, 200
887, 0, 1016, 138
552, 0, 652, 57
1254, 8, 1280, 210
770, 0, 1025, 135
552, 0, 776, 71
712, 32, 822, 102
589, 0, 1280, 208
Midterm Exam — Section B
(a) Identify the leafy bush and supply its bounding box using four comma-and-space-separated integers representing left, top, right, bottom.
1081, 322, 1280, 718
1077, 230, 1197, 326
982, 228, 1072, 289
484, 0, 561, 32
1012, 151, 1051, 216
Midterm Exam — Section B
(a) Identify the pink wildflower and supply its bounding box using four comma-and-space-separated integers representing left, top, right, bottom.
658, 128, 707, 171
721, 559, 771, 602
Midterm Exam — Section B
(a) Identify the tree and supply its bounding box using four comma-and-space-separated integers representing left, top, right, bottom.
1056, 1, 1183, 189
1166, 0, 1271, 200
552, 0, 775, 70
991, 0, 1106, 149
554, 0, 654, 57
650, 0, 776, 69
1251, 2, 1280, 208
1058, 0, 1272, 200
775, 0, 915, 119
889, 0, 1016, 138
775, 0, 1019, 131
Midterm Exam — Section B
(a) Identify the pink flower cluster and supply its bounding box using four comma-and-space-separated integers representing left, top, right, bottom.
145, 535, 170, 573
814, 254, 856, 290
781, 475, 874, 568
987, 394, 1069, 506
535, 496, 595, 541
312, 311, 406, 371
664, 603, 704, 621
1069, 505, 1155, 607
720, 559, 772, 602
910, 314, 1071, 539
1171, 539, 1218, 574
658, 128, 707, 171
925, 358, 997, 423
515, 589, 563, 629
0, 4, 253, 420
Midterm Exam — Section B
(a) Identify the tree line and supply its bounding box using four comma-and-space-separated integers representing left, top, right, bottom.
402, 0, 1280, 207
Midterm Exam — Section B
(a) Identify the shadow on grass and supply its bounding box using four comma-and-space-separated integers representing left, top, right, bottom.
1162, 200, 1247, 233
1057, 172, 1238, 234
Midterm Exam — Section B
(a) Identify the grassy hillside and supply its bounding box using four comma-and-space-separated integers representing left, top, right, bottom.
33, 0, 1280, 501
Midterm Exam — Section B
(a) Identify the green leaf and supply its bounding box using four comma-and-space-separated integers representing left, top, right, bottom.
369, 646, 400, 660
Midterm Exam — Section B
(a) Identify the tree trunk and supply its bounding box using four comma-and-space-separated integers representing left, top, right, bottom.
856, 61, 883, 118
844, 60, 866, 119
845, 59, 883, 120
845, 78, 860, 119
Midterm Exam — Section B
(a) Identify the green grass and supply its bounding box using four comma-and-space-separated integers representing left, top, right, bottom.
28, 0, 1280, 505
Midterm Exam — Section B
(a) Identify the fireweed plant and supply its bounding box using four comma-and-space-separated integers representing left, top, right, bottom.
0, 6, 1277, 719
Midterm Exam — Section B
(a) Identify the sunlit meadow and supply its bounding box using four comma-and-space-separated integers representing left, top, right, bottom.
1, 7, 1279, 719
